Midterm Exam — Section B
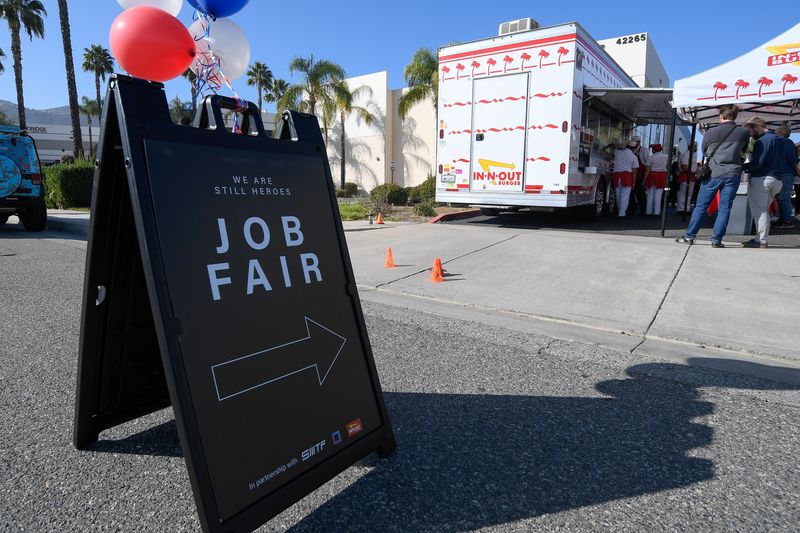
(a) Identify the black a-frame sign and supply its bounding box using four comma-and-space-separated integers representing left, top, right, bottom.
73, 75, 395, 532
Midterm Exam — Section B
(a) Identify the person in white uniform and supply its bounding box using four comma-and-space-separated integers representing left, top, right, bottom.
644, 143, 669, 217
612, 140, 640, 217
677, 143, 698, 213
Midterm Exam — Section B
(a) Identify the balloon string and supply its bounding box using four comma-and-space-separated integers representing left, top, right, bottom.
191, 8, 246, 133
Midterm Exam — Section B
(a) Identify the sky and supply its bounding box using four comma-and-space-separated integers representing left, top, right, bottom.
0, 0, 794, 112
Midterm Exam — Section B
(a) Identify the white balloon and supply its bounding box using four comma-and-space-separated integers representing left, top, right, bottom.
188, 18, 250, 83
116, 0, 184, 17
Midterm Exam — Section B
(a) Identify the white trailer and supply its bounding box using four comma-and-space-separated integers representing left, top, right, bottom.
436, 21, 644, 217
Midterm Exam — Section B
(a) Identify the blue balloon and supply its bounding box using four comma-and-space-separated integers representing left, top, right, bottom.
188, 0, 249, 18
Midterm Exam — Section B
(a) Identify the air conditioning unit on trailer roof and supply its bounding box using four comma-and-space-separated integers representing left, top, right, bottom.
498, 18, 539, 37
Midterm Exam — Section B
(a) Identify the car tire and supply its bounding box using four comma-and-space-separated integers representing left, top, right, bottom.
480, 208, 502, 216
21, 198, 47, 231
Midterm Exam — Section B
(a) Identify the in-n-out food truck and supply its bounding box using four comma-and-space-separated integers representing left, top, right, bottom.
436, 20, 650, 217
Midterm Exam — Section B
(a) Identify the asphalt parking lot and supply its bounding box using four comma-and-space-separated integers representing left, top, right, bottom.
1, 223, 799, 531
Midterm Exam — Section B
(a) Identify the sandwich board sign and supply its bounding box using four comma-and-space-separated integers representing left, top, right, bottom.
73, 75, 396, 532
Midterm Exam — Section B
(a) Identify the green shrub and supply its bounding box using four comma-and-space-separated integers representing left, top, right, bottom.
337, 201, 368, 221
335, 182, 359, 198
408, 175, 436, 204
44, 159, 95, 209
413, 198, 437, 217
370, 183, 407, 206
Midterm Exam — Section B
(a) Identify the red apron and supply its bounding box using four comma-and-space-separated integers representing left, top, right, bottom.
646, 171, 667, 189
613, 171, 633, 188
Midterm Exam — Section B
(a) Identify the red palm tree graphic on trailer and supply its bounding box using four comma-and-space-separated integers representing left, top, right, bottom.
757, 76, 773, 97
471, 60, 481, 77
441, 65, 450, 83
487, 57, 497, 74
734, 79, 749, 99
455, 63, 465, 80
520, 52, 532, 69
781, 73, 798, 95
538, 50, 550, 68
503, 55, 514, 73
712, 81, 728, 101
557, 47, 569, 66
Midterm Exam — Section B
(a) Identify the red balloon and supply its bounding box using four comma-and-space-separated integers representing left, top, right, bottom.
109, 6, 195, 82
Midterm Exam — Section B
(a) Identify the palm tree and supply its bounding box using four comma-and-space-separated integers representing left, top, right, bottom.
280, 55, 345, 117
264, 78, 289, 110
279, 55, 346, 144
0, 47, 5, 74
82, 44, 114, 114
183, 68, 198, 116
246, 61, 273, 114
78, 96, 99, 157
0, 0, 47, 130
333, 82, 373, 189
398, 47, 438, 119
57, 0, 82, 158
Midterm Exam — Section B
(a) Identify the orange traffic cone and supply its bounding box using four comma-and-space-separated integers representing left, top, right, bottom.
384, 247, 396, 268
375, 211, 385, 225
430, 258, 444, 283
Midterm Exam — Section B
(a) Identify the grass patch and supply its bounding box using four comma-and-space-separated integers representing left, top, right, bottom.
338, 201, 368, 221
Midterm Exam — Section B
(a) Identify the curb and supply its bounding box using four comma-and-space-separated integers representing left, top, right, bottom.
428, 209, 482, 224
46, 217, 89, 237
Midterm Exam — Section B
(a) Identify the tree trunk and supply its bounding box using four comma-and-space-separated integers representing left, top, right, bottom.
10, 23, 25, 129
87, 116, 93, 157
95, 72, 102, 115
190, 85, 197, 116
58, 0, 84, 158
257, 83, 262, 114
340, 111, 346, 189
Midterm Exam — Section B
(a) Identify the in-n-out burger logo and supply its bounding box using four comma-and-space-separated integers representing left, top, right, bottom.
766, 43, 800, 67
473, 158, 522, 186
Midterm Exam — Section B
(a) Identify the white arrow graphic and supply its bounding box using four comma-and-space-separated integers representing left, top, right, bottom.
211, 317, 347, 402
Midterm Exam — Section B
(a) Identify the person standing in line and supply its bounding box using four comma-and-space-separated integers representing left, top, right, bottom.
612, 140, 639, 218
668, 158, 680, 207
644, 143, 669, 218
677, 142, 698, 213
676, 105, 750, 247
795, 143, 800, 216
628, 135, 648, 215
772, 126, 799, 229
742, 116, 783, 248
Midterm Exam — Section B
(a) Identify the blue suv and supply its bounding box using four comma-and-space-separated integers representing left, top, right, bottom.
0, 125, 47, 231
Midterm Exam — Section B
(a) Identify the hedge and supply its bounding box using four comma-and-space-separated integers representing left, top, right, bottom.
407, 175, 436, 204
336, 182, 359, 198
370, 183, 407, 206
44, 159, 94, 209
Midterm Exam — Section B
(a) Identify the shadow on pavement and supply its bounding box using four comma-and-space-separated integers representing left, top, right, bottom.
82, 360, 800, 528
289, 361, 800, 532
0, 220, 87, 242
89, 420, 182, 458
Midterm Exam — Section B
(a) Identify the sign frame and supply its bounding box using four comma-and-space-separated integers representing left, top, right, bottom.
73, 75, 395, 532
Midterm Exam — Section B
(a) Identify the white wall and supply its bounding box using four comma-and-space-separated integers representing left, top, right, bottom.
597, 33, 669, 88
390, 88, 435, 188
325, 71, 390, 192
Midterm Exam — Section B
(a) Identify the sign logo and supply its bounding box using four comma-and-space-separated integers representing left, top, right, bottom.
766, 42, 800, 67
473, 159, 522, 186
331, 430, 342, 445
346, 418, 363, 438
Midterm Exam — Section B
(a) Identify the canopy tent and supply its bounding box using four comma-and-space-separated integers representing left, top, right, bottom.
673, 22, 800, 127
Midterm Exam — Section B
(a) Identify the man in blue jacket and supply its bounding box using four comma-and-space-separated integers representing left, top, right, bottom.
742, 116, 783, 248
773, 126, 800, 229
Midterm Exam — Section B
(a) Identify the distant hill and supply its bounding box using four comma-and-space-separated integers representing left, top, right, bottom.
0, 99, 93, 126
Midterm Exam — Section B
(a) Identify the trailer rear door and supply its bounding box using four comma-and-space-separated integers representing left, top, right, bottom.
470, 73, 528, 193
